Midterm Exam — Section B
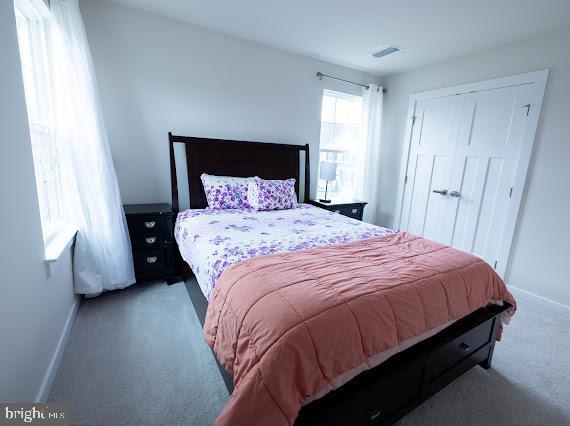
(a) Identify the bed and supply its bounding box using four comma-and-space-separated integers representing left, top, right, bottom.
175, 204, 394, 301
168, 133, 515, 425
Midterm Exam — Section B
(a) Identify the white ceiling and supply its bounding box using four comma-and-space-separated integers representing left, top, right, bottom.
106, 0, 570, 76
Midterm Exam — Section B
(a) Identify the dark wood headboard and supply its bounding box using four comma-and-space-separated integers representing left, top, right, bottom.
168, 133, 310, 211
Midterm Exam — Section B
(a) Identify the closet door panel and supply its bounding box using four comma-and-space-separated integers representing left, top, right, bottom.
422, 155, 451, 241
405, 155, 432, 236
400, 96, 463, 241
471, 157, 506, 257
446, 156, 483, 251
446, 85, 533, 267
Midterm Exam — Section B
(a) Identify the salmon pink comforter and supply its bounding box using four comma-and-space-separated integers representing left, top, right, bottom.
204, 232, 516, 425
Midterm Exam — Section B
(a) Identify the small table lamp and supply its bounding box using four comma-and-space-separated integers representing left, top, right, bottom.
319, 161, 337, 203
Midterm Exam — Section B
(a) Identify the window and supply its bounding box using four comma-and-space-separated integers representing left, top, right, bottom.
15, 1, 64, 243
318, 90, 363, 200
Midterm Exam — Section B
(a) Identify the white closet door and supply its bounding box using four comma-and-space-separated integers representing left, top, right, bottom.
396, 71, 547, 279
399, 96, 463, 242
444, 85, 533, 267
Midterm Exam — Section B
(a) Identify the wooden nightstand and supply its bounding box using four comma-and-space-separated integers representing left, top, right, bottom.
309, 199, 368, 221
123, 203, 177, 283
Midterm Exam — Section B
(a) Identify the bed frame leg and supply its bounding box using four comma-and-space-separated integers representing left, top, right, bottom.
479, 315, 500, 370
479, 357, 492, 369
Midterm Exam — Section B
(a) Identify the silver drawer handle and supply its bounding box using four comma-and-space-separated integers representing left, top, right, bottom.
334, 210, 340, 214
146, 256, 157, 264
145, 236, 157, 245
144, 221, 156, 228
352, 208, 358, 214
369, 408, 382, 422
449, 191, 461, 198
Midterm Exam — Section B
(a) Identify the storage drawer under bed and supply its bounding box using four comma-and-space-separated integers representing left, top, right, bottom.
295, 306, 507, 426
297, 362, 425, 426
427, 317, 494, 382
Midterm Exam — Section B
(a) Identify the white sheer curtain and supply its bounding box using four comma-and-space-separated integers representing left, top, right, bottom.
356, 84, 383, 224
48, 0, 135, 296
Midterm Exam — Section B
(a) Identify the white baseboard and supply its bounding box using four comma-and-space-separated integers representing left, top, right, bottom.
508, 285, 570, 320
35, 295, 81, 403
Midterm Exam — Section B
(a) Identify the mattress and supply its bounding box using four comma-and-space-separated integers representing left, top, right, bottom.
174, 204, 393, 300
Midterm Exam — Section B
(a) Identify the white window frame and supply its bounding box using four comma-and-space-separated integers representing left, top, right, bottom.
15, 0, 76, 265
318, 89, 363, 200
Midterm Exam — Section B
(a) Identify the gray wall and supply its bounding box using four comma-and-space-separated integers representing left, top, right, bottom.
0, 1, 77, 402
79, 0, 381, 204
381, 27, 570, 307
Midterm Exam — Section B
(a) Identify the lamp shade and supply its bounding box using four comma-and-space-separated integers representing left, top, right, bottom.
319, 161, 337, 181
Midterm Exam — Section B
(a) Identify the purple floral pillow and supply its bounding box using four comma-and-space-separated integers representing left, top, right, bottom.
247, 177, 298, 211
201, 174, 252, 209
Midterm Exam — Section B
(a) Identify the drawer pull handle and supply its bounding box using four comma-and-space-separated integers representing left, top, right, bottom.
144, 221, 156, 229
146, 256, 158, 264
352, 208, 358, 214
368, 408, 382, 421
145, 236, 157, 245
459, 342, 471, 352
334, 210, 341, 214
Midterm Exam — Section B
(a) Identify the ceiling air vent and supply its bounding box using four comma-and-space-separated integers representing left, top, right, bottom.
371, 45, 401, 59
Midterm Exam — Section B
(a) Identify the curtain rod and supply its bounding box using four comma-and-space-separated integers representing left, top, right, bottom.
316, 72, 387, 94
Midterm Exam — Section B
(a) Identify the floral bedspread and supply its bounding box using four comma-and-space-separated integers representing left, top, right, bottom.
174, 204, 394, 300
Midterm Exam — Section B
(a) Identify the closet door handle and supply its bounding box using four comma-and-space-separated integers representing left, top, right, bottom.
449, 191, 461, 198
432, 189, 448, 195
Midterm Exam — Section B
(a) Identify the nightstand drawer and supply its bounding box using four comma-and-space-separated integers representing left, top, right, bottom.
127, 215, 165, 236
134, 249, 166, 272
131, 234, 164, 249
309, 199, 367, 222
333, 206, 363, 220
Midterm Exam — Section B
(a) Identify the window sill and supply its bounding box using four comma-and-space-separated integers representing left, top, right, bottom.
44, 223, 77, 264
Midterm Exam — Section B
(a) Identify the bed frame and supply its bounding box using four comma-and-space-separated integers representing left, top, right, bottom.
168, 133, 511, 425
